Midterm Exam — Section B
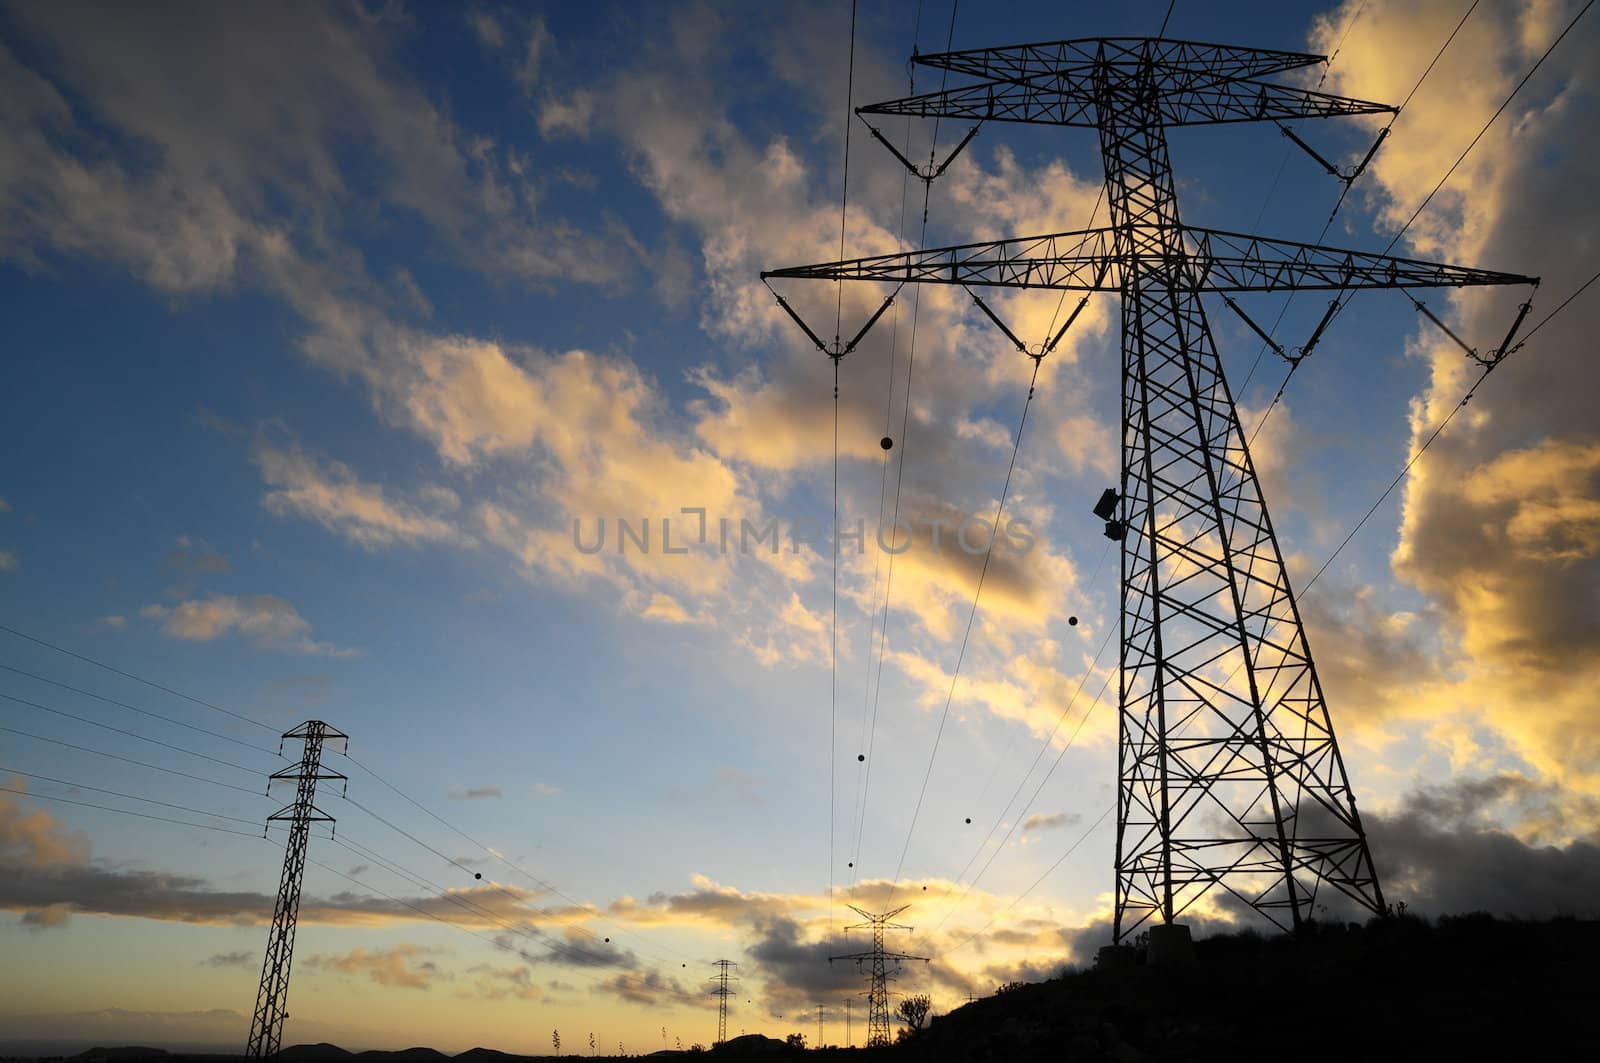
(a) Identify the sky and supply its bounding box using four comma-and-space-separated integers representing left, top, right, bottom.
1, 0, 1598, 1053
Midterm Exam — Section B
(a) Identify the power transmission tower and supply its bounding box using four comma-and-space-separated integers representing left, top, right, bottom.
246, 721, 348, 1059
815, 1003, 825, 1048
843, 997, 852, 1048
830, 905, 927, 1047
708, 960, 737, 1045
764, 37, 1535, 946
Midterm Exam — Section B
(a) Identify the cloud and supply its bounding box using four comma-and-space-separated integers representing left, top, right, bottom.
255, 442, 466, 550
165, 538, 231, 574
460, 963, 542, 1002
0, 549, 14, 571
448, 786, 503, 801
1367, 775, 1600, 918
0, 2, 640, 295
531, 782, 560, 796
589, 969, 703, 1009
0, 780, 90, 868
97, 615, 128, 629
1311, 0, 1600, 794
202, 950, 253, 968
307, 944, 447, 990
539, 91, 595, 139
467, 10, 506, 51
1021, 812, 1081, 833
140, 593, 355, 657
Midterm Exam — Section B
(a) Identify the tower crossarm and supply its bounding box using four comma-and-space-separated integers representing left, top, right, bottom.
860, 75, 1392, 128
859, 39, 1393, 129
762, 225, 1535, 294
913, 37, 1325, 84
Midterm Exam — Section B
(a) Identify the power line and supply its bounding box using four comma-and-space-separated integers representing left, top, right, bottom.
0, 784, 277, 839
921, 617, 1118, 942
935, 803, 1114, 960
829, 1, 859, 948
342, 752, 680, 970
848, 0, 961, 889
336, 794, 662, 972
0, 723, 268, 797
0, 662, 279, 756
1232, 0, 1455, 408
888, 354, 1044, 901
0, 689, 267, 774
1, 768, 265, 826
0, 622, 278, 733
1383, 0, 1593, 257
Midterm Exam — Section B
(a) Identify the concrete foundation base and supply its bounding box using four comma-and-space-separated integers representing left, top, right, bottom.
1095, 944, 1138, 972
1146, 922, 1197, 967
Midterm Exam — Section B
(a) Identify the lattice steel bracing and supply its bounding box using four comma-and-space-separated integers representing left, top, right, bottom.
708, 959, 738, 1045
246, 721, 348, 1060
830, 905, 925, 1048
762, 37, 1536, 942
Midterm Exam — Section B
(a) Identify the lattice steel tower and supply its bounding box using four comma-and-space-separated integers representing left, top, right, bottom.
763, 38, 1535, 942
246, 720, 348, 1059
708, 959, 738, 1045
830, 905, 926, 1047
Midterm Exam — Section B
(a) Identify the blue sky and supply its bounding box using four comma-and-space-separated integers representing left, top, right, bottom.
2, 0, 1598, 1052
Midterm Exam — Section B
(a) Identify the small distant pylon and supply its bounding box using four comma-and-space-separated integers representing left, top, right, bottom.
708, 959, 738, 1045
245, 721, 348, 1060
830, 905, 927, 1048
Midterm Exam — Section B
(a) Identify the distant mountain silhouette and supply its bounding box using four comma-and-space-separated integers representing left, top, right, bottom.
277, 1045, 351, 1062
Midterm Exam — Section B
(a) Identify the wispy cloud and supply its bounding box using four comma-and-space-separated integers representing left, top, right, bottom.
140, 593, 355, 657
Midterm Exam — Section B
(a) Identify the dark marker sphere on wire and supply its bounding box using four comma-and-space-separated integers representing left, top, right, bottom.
474, 872, 482, 879
880, 436, 894, 450
1069, 616, 1079, 626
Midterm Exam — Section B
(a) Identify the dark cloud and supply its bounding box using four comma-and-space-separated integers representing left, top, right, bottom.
590, 968, 705, 1009
744, 916, 858, 1012
492, 927, 638, 971
1367, 776, 1600, 919
447, 786, 503, 800
0, 859, 548, 930
202, 950, 253, 968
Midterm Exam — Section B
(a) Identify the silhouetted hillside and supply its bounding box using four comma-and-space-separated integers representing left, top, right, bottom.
5, 918, 1590, 1063
899, 914, 1596, 1061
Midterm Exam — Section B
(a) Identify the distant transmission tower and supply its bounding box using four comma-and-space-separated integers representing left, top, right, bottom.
708, 960, 738, 1045
830, 905, 926, 1047
246, 720, 348, 1059
764, 36, 1535, 947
